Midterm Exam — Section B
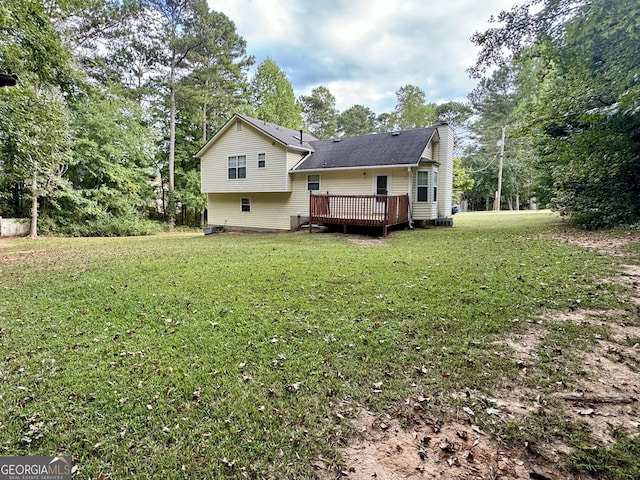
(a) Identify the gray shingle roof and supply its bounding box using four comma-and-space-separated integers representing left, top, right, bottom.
293, 127, 438, 171
237, 114, 317, 150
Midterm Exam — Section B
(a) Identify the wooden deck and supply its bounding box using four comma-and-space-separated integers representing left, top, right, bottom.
309, 193, 409, 236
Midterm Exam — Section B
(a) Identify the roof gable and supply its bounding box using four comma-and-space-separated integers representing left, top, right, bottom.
293, 127, 438, 171
195, 114, 317, 158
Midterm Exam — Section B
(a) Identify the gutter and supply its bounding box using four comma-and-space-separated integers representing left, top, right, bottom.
291, 162, 419, 173
290, 151, 313, 171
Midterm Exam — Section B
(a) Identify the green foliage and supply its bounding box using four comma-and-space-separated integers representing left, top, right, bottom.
464, 65, 540, 211
337, 104, 377, 136
452, 157, 474, 203
67, 87, 156, 217
0, 85, 74, 232
299, 86, 338, 139
0, 0, 75, 87
393, 84, 437, 129
39, 209, 164, 236
249, 58, 302, 129
471, 0, 640, 226
569, 433, 640, 480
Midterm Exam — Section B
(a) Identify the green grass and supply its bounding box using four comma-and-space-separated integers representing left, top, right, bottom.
0, 211, 634, 478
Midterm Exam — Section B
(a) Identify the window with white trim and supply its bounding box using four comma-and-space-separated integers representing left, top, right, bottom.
228, 155, 246, 179
307, 174, 320, 191
417, 171, 429, 202
433, 172, 438, 202
257, 153, 266, 168
241, 197, 250, 212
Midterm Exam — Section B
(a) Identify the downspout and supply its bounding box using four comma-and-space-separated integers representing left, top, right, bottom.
407, 166, 413, 228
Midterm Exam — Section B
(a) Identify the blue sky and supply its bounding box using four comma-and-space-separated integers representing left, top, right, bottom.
209, 0, 523, 114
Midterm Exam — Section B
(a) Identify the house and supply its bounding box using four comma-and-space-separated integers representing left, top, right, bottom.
197, 113, 453, 234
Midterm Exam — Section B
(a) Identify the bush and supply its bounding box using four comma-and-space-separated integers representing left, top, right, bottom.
39, 211, 165, 237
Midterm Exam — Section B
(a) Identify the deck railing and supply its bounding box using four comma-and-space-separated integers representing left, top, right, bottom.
309, 193, 409, 236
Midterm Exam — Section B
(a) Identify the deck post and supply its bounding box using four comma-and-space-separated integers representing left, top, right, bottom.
309, 192, 312, 234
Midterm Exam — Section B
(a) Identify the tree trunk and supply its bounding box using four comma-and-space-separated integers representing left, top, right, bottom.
168, 52, 177, 231
29, 160, 38, 238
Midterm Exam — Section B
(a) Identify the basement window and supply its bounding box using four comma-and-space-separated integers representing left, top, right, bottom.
241, 197, 251, 212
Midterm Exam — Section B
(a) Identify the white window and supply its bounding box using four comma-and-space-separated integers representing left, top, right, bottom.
228, 155, 246, 179
433, 172, 438, 202
307, 174, 320, 191
241, 197, 250, 212
417, 171, 428, 202
257, 153, 266, 168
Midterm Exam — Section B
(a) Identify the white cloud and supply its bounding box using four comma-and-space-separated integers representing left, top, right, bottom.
211, 0, 524, 113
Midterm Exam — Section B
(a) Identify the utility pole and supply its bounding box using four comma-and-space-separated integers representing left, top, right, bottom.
495, 125, 506, 211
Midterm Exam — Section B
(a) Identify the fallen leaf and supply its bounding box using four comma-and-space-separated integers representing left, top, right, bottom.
575, 407, 595, 415
471, 425, 486, 435
192, 389, 201, 402
462, 406, 475, 416
439, 440, 455, 453
120, 425, 127, 439
456, 430, 468, 441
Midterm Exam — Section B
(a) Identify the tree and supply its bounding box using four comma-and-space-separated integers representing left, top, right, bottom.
0, 86, 73, 237
393, 85, 437, 130
299, 86, 338, 139
178, 9, 253, 142
452, 157, 474, 206
66, 88, 156, 218
0, 0, 75, 88
337, 105, 377, 137
250, 58, 302, 129
471, 0, 640, 226
0, 0, 77, 236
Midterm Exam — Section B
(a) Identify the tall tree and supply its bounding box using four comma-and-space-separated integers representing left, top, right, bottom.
299, 86, 338, 139
337, 105, 377, 137
0, 0, 77, 235
66, 88, 156, 220
0, 86, 74, 237
393, 85, 437, 130
249, 58, 302, 129
471, 0, 640, 226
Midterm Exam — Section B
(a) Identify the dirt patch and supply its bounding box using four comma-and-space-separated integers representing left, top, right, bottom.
319, 412, 564, 480
548, 231, 640, 257
0, 239, 16, 249
347, 236, 387, 247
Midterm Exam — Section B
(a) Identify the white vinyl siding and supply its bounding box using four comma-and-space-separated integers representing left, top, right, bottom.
435, 124, 454, 218
200, 119, 291, 193
207, 193, 293, 230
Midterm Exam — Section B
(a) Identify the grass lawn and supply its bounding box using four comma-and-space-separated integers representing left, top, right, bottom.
1, 211, 638, 478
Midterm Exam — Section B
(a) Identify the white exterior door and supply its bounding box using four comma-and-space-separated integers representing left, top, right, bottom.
374, 174, 389, 213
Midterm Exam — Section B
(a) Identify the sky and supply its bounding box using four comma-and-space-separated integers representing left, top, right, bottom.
208, 0, 524, 114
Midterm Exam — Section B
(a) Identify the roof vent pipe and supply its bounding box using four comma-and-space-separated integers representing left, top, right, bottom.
299, 130, 303, 145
